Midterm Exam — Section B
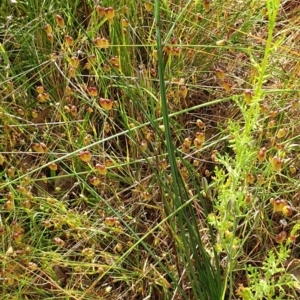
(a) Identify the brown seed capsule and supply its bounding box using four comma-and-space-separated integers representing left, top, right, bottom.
289, 165, 296, 174
160, 159, 168, 170
258, 147, 266, 162
245, 193, 252, 204
88, 87, 98, 97
276, 128, 288, 139
179, 85, 188, 99
83, 134, 92, 145
36, 86, 44, 93
183, 137, 192, 147
90, 176, 101, 186
114, 243, 123, 253
289, 234, 296, 243
44, 24, 52, 34
64, 35, 74, 46
68, 67, 76, 78
203, 0, 210, 12
271, 156, 282, 172
103, 122, 111, 133
64, 105, 71, 113
246, 173, 255, 184
95, 163, 107, 176
140, 140, 147, 152
79, 150, 92, 162
216, 39, 226, 46
123, 5, 129, 14
275, 231, 287, 243
144, 2, 153, 12
220, 80, 232, 92
22, 200, 31, 209
196, 13, 202, 21
282, 205, 293, 217
28, 262, 38, 271
196, 119, 205, 130
3, 200, 14, 211
215, 68, 225, 80
32, 143, 47, 153
99, 98, 113, 110
195, 132, 205, 143
55, 14, 64, 28
96, 5, 105, 17
17, 108, 24, 116
7, 191, 14, 201
50, 52, 58, 61
104, 7, 115, 20
271, 198, 286, 213
121, 18, 129, 28
150, 68, 156, 77
211, 150, 218, 162
244, 89, 254, 105
70, 56, 80, 68
143, 191, 151, 200
260, 104, 268, 114
13, 232, 23, 243
194, 138, 203, 149
37, 93, 47, 103
94, 37, 109, 49
82, 247, 95, 257
0, 154, 5, 165
105, 217, 117, 226
105, 158, 113, 167
53, 237, 65, 247
47, 33, 54, 43
257, 174, 265, 185
103, 63, 111, 71
269, 110, 279, 118
49, 163, 58, 171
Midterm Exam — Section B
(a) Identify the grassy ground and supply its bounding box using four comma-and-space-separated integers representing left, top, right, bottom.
1, 0, 300, 299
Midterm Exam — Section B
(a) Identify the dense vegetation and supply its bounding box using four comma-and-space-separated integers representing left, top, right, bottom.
1, 0, 300, 299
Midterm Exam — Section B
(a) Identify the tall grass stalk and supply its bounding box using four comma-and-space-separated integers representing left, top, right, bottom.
155, 0, 223, 299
